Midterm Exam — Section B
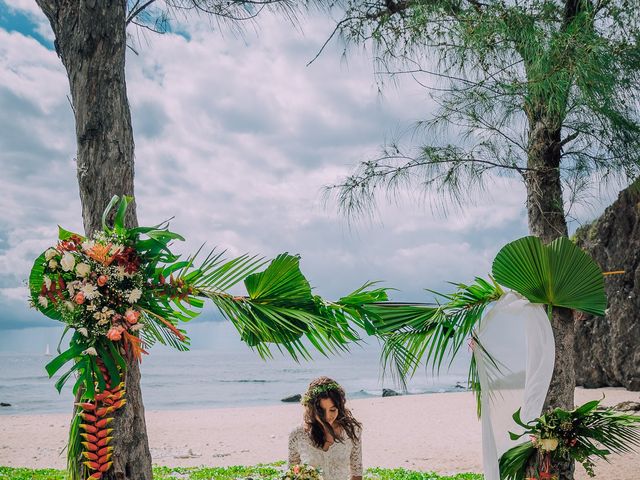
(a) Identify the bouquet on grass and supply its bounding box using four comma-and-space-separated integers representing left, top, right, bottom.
499, 399, 640, 480
282, 464, 324, 480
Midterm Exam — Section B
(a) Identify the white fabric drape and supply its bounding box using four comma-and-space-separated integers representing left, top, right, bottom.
473, 291, 555, 480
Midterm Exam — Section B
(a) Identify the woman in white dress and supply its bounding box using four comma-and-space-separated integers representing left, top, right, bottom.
288, 377, 362, 480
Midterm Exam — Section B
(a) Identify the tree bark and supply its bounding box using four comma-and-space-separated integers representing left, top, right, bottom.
525, 115, 575, 479
35, 1, 151, 479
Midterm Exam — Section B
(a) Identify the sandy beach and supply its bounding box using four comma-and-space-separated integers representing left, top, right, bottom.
1, 387, 638, 479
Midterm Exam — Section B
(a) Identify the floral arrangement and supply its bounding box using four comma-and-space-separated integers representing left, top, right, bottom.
499, 399, 640, 480
282, 464, 324, 480
301, 382, 341, 406
30, 197, 191, 480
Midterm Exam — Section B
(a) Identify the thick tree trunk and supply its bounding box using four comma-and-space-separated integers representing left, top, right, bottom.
35, 1, 152, 479
525, 117, 575, 479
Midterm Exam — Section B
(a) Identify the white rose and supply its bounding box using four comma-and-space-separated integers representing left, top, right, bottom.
75, 262, 91, 278
48, 259, 58, 269
77, 327, 88, 337
60, 252, 76, 272
38, 296, 48, 308
44, 276, 52, 290
82, 347, 98, 356
45, 248, 58, 261
127, 288, 142, 304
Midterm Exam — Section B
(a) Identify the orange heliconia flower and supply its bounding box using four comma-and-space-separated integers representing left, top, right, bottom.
87, 243, 116, 266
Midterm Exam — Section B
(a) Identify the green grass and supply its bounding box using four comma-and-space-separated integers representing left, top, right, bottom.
0, 465, 483, 480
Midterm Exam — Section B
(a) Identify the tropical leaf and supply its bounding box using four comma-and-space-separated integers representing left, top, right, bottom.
245, 254, 315, 308
492, 236, 606, 316
499, 441, 536, 480
28, 251, 63, 321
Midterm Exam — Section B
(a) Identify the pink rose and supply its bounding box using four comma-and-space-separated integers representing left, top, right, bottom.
106, 326, 123, 341
293, 466, 300, 475
124, 309, 140, 325
74, 291, 85, 305
97, 275, 108, 287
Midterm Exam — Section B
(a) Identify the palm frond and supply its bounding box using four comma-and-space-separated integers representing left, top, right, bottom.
367, 278, 503, 399
492, 236, 606, 316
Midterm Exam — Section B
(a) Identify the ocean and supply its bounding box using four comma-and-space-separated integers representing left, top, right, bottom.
0, 346, 471, 415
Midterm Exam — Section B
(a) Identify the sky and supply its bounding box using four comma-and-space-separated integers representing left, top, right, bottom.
0, 1, 614, 354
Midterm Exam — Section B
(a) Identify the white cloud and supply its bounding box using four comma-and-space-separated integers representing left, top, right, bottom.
1, 12, 534, 333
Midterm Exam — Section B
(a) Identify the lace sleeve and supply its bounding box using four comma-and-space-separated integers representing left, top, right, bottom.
288, 428, 302, 466
350, 426, 363, 477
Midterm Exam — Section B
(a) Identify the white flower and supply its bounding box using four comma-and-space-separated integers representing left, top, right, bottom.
127, 288, 142, 304
43, 276, 52, 290
114, 265, 126, 280
48, 259, 58, 269
75, 262, 91, 278
65, 301, 75, 312
60, 252, 76, 272
67, 281, 78, 296
77, 327, 88, 337
38, 296, 48, 308
81, 240, 95, 252
540, 438, 559, 452
80, 283, 100, 300
45, 248, 58, 261
129, 323, 143, 332
109, 244, 124, 256
82, 347, 98, 356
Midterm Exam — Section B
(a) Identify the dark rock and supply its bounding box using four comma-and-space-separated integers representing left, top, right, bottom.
613, 401, 640, 412
574, 181, 640, 390
382, 388, 400, 397
0, 402, 11, 407
281, 394, 301, 403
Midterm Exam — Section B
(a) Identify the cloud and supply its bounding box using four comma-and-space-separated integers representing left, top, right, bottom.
1, 10, 536, 338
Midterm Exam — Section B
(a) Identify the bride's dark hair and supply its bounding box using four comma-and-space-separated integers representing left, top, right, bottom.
302, 376, 361, 448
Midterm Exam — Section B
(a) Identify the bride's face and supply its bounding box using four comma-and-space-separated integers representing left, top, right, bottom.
318, 397, 339, 426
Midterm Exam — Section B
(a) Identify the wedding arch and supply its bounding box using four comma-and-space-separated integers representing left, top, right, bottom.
30, 197, 640, 480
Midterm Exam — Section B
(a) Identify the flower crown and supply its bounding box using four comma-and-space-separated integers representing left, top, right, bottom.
301, 382, 341, 406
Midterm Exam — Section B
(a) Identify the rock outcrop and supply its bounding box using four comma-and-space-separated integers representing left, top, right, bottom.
573, 181, 640, 391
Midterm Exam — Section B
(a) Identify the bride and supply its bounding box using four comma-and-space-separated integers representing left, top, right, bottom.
288, 377, 362, 480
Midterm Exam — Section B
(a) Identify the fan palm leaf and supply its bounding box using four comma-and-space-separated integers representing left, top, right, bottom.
492, 236, 606, 316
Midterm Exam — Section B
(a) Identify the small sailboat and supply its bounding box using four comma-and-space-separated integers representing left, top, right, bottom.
45, 344, 52, 357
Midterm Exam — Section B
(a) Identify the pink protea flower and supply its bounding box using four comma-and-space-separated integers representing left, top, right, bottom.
124, 309, 140, 325
97, 275, 108, 287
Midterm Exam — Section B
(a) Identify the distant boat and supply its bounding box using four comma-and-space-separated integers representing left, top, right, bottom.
45, 344, 52, 357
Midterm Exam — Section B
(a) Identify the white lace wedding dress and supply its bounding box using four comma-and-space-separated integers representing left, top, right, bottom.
288, 426, 362, 480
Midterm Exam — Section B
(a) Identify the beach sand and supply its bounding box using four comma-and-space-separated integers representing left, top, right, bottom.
1, 387, 638, 479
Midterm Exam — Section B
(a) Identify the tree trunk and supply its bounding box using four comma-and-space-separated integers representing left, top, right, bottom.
35, 1, 152, 479
525, 116, 575, 479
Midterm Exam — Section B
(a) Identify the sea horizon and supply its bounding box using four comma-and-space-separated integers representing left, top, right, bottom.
0, 345, 471, 416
